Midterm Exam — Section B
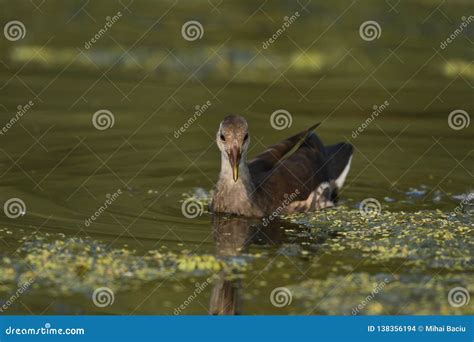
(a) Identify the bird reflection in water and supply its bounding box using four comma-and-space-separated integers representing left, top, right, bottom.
209, 214, 310, 315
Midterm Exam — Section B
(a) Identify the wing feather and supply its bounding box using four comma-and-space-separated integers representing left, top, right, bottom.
248, 123, 320, 177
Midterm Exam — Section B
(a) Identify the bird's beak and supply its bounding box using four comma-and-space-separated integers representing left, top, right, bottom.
228, 146, 241, 182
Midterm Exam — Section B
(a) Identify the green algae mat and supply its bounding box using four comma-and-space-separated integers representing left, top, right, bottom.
1, 204, 472, 314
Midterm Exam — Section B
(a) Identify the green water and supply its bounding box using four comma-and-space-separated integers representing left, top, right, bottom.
0, 0, 473, 315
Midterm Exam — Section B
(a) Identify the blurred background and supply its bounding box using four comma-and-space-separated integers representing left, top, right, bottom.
0, 0, 472, 315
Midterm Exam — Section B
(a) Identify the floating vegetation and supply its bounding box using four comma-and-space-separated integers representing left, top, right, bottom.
0, 204, 472, 314
289, 272, 474, 315
284, 206, 473, 272
0, 234, 249, 297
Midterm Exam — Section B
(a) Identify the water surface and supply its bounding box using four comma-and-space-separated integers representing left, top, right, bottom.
0, 0, 473, 315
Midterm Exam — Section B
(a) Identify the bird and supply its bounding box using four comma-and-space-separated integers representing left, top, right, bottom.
209, 115, 353, 217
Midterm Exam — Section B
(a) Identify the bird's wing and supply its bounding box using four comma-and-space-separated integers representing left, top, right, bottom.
325, 142, 353, 189
248, 123, 344, 213
247, 123, 320, 176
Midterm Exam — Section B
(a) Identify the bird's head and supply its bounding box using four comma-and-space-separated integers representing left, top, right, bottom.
216, 115, 250, 182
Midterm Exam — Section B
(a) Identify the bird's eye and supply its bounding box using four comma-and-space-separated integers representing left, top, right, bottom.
243, 133, 249, 141
220, 133, 225, 141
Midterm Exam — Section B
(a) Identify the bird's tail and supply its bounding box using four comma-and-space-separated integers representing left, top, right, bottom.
325, 142, 353, 189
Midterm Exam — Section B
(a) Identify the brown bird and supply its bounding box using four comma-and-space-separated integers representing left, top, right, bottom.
210, 115, 353, 217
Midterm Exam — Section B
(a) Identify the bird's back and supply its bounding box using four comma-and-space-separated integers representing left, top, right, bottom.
248, 125, 352, 214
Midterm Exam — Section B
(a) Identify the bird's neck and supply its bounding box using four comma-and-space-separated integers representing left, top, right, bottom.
218, 153, 252, 191
212, 152, 260, 216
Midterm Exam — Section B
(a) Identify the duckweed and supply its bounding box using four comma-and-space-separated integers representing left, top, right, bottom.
284, 206, 473, 272
0, 204, 472, 314
289, 272, 474, 315
0, 234, 248, 296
